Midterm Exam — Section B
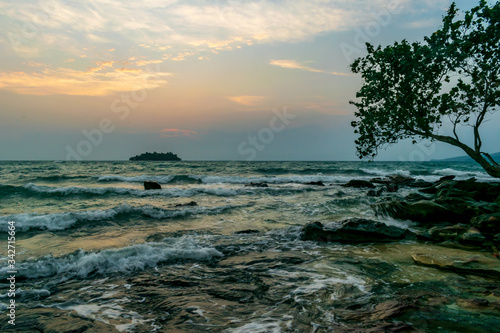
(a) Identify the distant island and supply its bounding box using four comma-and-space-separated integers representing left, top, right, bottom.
129, 152, 182, 161
432, 152, 500, 162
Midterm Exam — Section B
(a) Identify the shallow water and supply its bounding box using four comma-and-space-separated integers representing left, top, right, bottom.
1, 161, 499, 332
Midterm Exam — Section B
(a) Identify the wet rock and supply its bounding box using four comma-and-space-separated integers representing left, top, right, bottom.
343, 179, 376, 188
368, 188, 385, 197
304, 181, 325, 186
234, 229, 260, 234
386, 182, 399, 192
174, 201, 198, 207
437, 175, 456, 183
428, 224, 468, 242
460, 227, 487, 245
245, 182, 268, 187
412, 251, 500, 278
0, 308, 119, 333
301, 219, 412, 243
471, 213, 500, 236
457, 298, 489, 310
144, 181, 161, 190
406, 179, 434, 188
405, 193, 431, 202
373, 200, 456, 224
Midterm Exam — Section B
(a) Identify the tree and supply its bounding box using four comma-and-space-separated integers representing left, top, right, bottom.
350, 0, 500, 178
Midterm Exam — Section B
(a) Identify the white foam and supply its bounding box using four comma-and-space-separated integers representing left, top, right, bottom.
227, 318, 282, 333
0, 204, 244, 232
97, 175, 175, 183
0, 236, 223, 279
360, 168, 411, 177
432, 168, 490, 178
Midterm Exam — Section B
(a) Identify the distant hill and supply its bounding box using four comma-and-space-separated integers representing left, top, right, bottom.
129, 152, 181, 161
432, 152, 500, 162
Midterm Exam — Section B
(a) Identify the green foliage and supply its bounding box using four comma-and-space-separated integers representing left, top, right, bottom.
350, 1, 500, 169
129, 151, 181, 161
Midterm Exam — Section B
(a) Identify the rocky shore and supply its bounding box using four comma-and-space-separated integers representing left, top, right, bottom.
303, 175, 500, 277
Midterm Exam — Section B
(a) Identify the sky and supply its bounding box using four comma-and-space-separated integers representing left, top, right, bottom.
0, 0, 498, 161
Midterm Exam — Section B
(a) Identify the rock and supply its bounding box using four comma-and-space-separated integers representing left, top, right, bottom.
368, 188, 385, 197
412, 251, 500, 278
245, 182, 268, 187
434, 197, 498, 222
0, 307, 119, 333
428, 224, 468, 242
373, 200, 456, 224
457, 298, 489, 310
437, 175, 456, 183
471, 213, 500, 236
343, 179, 375, 188
301, 219, 412, 243
144, 181, 161, 190
174, 201, 198, 207
304, 181, 325, 186
234, 229, 260, 234
386, 182, 399, 192
388, 174, 413, 184
405, 193, 431, 202
406, 179, 434, 188
460, 227, 487, 245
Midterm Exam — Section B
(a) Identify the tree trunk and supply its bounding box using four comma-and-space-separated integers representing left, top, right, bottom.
426, 133, 500, 179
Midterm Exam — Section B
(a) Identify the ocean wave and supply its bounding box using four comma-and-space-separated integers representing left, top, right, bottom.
0, 204, 245, 232
20, 183, 323, 198
359, 168, 411, 177
98, 173, 365, 185
431, 168, 490, 178
97, 174, 175, 183
0, 237, 223, 279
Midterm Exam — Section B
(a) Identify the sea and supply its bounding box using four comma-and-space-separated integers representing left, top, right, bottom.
0, 160, 499, 332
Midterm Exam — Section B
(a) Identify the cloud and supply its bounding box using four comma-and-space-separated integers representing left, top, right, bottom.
269, 60, 350, 76
160, 128, 198, 138
0, 67, 170, 96
227, 96, 266, 106
171, 52, 196, 62
0, 0, 441, 60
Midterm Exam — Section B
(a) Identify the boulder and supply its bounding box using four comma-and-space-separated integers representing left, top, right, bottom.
427, 224, 468, 242
412, 251, 500, 278
373, 200, 456, 224
470, 213, 500, 236
304, 181, 325, 186
301, 219, 412, 243
343, 179, 375, 189
144, 181, 161, 190
460, 227, 486, 246
174, 201, 198, 207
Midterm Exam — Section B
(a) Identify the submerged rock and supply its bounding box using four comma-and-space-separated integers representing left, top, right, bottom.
412, 251, 500, 278
245, 182, 268, 187
460, 227, 487, 245
373, 200, 455, 224
304, 181, 325, 186
301, 219, 412, 243
174, 201, 198, 207
343, 179, 375, 188
144, 181, 161, 190
471, 213, 500, 236
427, 224, 468, 242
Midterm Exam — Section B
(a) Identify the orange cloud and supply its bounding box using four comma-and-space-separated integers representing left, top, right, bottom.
269, 59, 350, 76
135, 60, 163, 66
227, 95, 266, 106
160, 129, 198, 138
0, 67, 170, 96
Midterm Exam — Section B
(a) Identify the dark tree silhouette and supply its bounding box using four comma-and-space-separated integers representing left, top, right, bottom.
350, 1, 500, 178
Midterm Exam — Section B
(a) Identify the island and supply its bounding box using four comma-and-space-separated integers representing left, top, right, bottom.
129, 152, 182, 161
